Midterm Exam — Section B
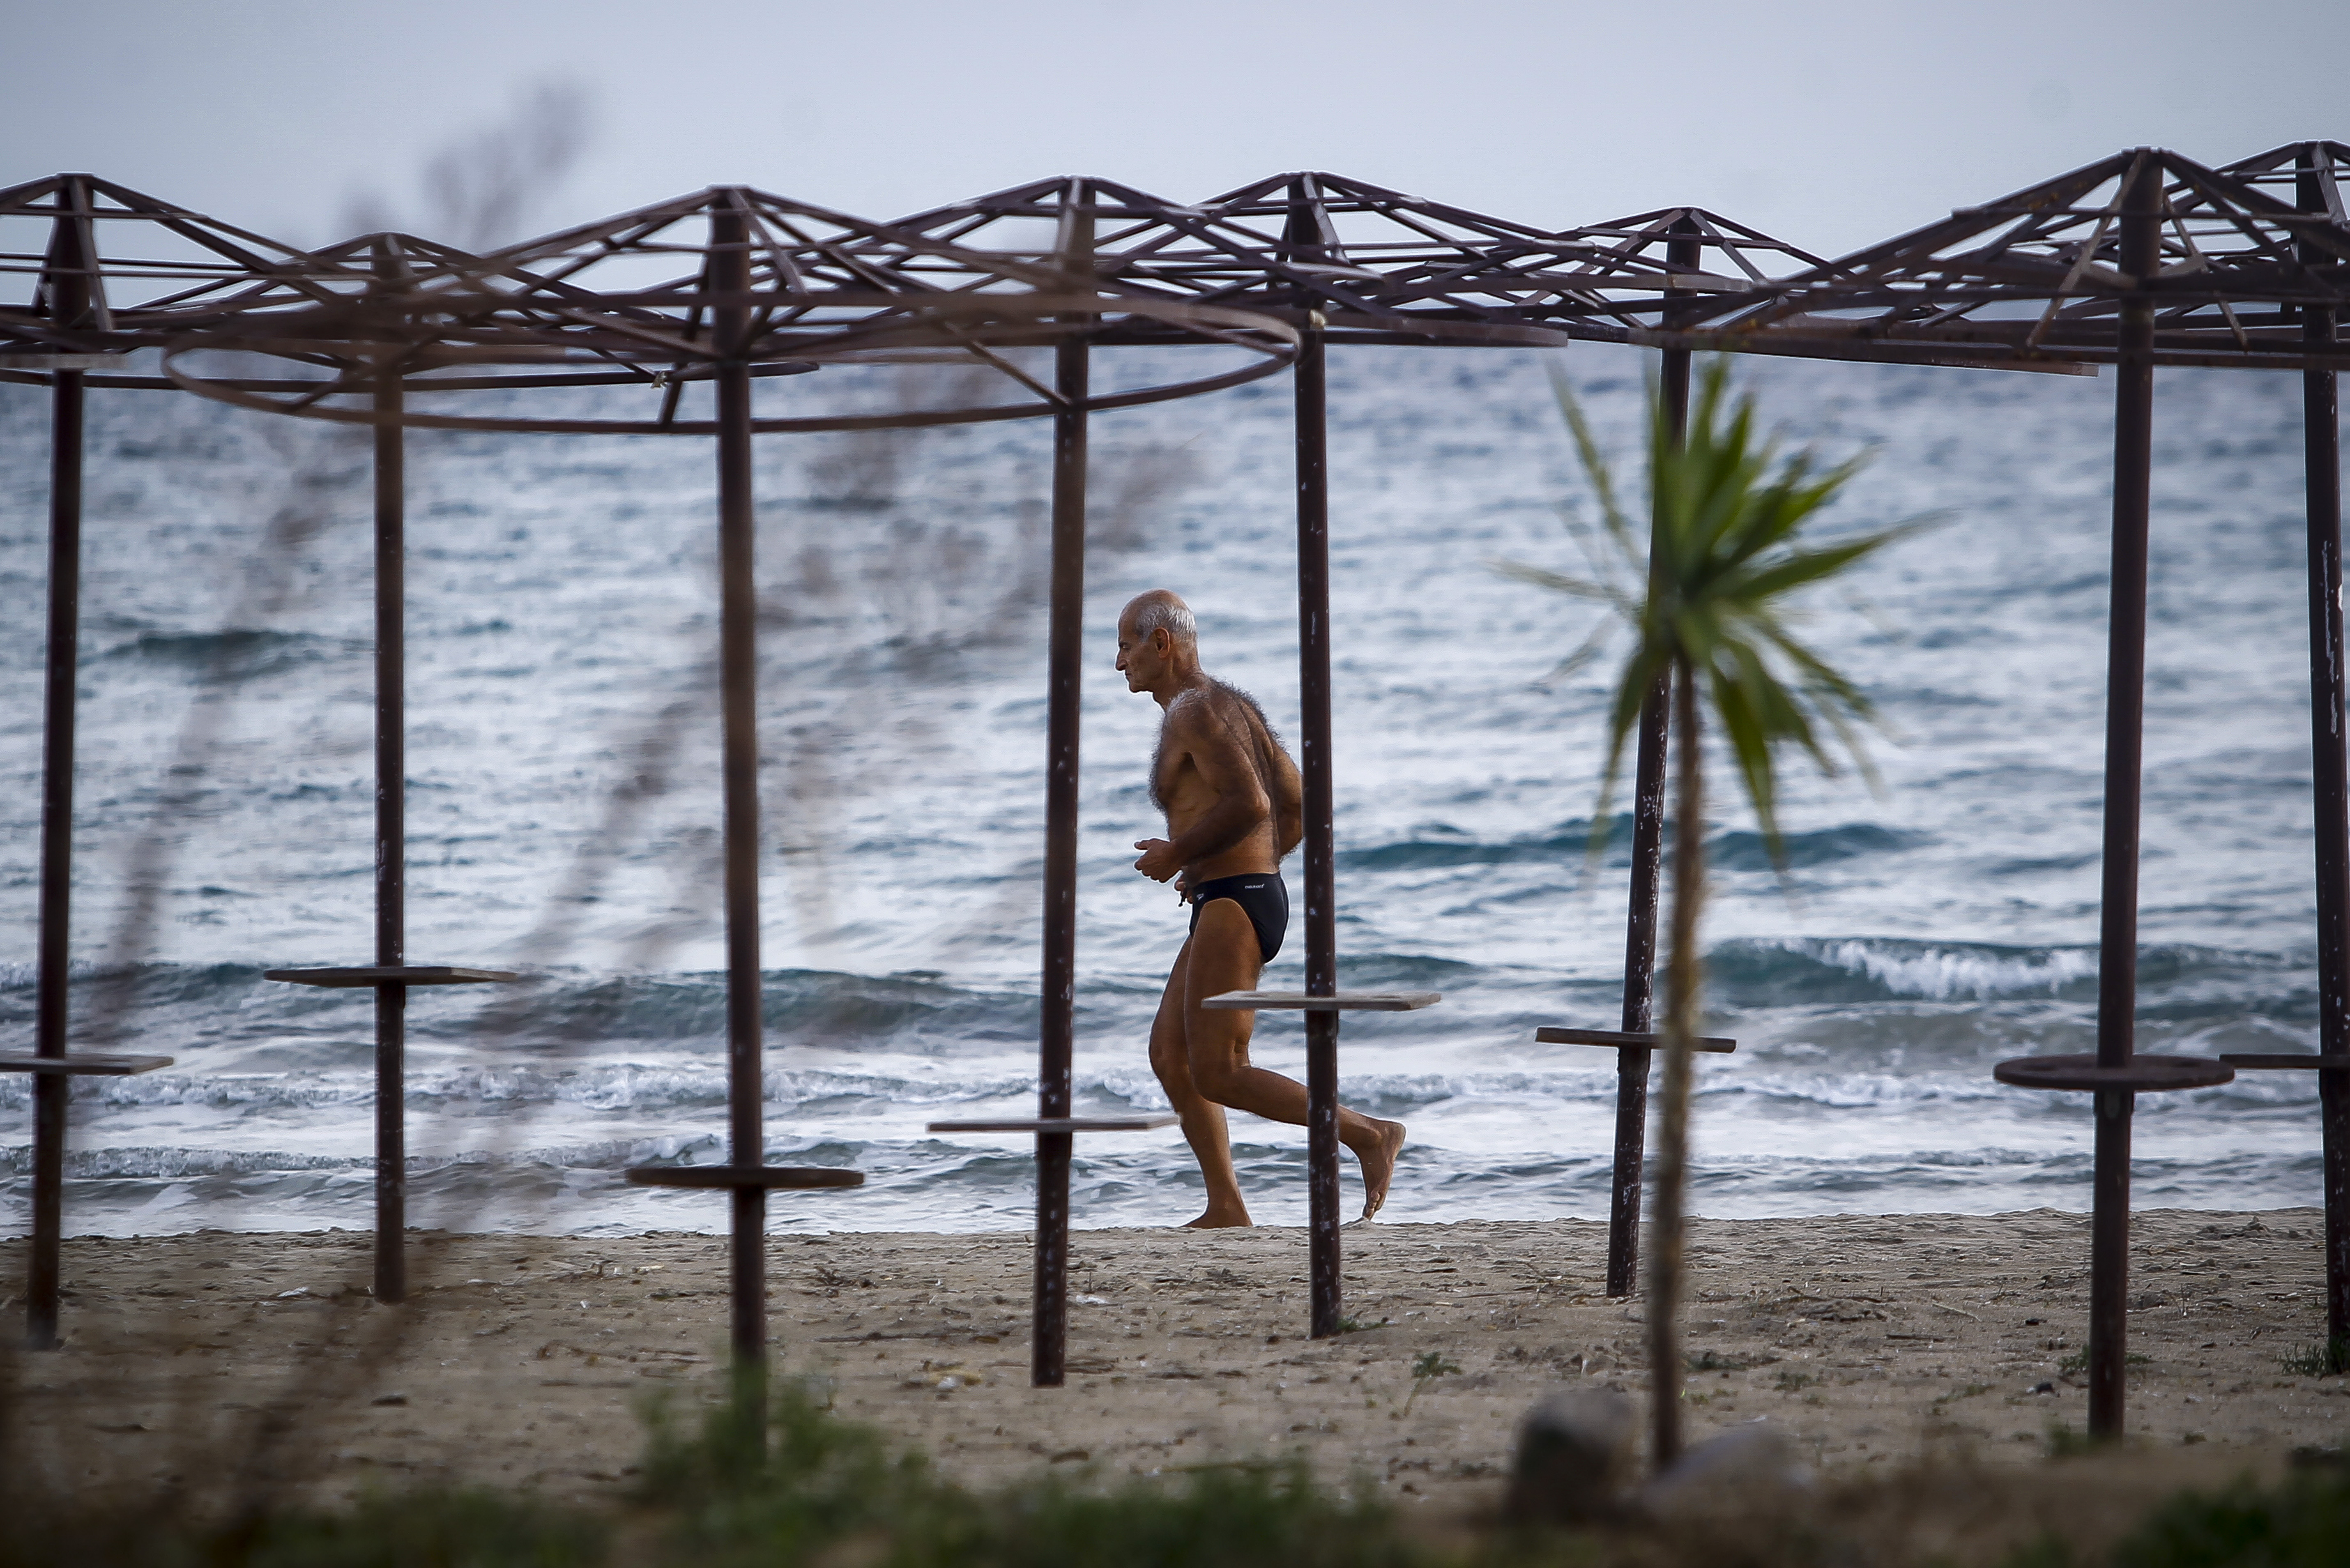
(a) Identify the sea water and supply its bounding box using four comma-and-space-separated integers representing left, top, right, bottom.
0, 343, 2338, 1236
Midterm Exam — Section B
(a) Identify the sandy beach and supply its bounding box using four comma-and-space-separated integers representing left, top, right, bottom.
5, 1209, 2344, 1513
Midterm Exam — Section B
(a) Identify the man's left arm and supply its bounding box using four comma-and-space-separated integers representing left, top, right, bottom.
1270, 743, 1303, 859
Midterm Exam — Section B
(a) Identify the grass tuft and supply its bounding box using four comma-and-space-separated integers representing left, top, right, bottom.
2044, 1421, 2108, 1460
634, 1381, 1412, 1568
2278, 1338, 2350, 1377
2088, 1461, 2350, 1568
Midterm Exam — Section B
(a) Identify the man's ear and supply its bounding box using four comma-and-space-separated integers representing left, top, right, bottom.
1152, 628, 1172, 655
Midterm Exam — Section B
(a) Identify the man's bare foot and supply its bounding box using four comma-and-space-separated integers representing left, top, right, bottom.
1357, 1119, 1406, 1219
1182, 1209, 1252, 1229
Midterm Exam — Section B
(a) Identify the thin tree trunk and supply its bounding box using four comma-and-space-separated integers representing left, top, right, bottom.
1647, 656, 1704, 1470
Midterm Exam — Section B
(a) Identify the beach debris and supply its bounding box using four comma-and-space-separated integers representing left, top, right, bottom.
369, 1393, 408, 1407
1504, 1386, 1636, 1525
1637, 1423, 1809, 1519
906, 1361, 985, 1391
808, 1262, 872, 1290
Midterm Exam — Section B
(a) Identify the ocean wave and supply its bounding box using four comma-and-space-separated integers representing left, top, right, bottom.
1337, 819, 1624, 872
1337, 819, 1925, 875
0, 1134, 741, 1183
1324, 952, 1486, 991
1704, 824, 1929, 873
92, 628, 365, 683
1704, 936, 2302, 1007
0, 962, 1045, 1052
16, 943, 2296, 1056
0, 1145, 361, 1179
0, 1063, 1037, 1115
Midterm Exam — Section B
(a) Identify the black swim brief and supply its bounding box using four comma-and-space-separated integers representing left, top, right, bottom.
1186, 872, 1289, 963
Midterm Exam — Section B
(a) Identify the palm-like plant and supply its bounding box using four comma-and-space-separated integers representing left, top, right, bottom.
1501, 358, 1926, 1468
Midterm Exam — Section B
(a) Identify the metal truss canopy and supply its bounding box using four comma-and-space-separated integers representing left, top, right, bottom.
160, 184, 1298, 435
1653, 144, 2350, 372
0, 173, 375, 373
884, 172, 1825, 349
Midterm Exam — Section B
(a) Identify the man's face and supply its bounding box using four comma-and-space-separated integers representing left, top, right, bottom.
1116, 615, 1167, 691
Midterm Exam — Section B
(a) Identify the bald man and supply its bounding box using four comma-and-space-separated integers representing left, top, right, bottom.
1116, 589, 1406, 1227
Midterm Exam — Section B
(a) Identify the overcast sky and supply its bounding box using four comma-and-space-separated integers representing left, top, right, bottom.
8, 0, 2344, 260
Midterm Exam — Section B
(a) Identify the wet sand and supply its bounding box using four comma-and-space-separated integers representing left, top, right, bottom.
4, 1209, 2344, 1511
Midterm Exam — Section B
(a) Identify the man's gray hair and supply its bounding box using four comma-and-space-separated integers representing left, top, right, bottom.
1133, 595, 1197, 648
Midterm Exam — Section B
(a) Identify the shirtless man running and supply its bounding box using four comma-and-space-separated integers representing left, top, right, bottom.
1116, 589, 1406, 1229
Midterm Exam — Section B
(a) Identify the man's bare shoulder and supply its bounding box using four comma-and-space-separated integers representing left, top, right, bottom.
1170, 685, 1258, 745
1162, 685, 1222, 734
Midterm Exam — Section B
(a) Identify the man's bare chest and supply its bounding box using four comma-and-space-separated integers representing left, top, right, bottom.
1150, 727, 1215, 818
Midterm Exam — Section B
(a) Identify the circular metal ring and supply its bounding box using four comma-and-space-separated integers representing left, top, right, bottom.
157, 292, 1299, 435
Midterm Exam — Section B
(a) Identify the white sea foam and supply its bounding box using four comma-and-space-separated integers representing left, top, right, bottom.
1804, 938, 2101, 1000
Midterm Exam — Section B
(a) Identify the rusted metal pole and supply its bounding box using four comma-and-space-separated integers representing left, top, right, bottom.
1295, 315, 1342, 1339
28, 366, 83, 1352
711, 202, 766, 1370
1605, 222, 1701, 1299
372, 330, 408, 1306
1033, 186, 1092, 1388
2088, 152, 2162, 1440
2299, 147, 2350, 1355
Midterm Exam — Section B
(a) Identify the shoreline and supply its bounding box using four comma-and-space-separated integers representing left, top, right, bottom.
6, 1193, 2333, 1244
5, 1209, 2344, 1510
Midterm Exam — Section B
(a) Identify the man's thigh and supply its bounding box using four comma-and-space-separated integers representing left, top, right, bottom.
1182, 900, 1264, 1061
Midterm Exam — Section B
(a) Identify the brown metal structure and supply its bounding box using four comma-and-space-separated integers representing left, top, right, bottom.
1651, 149, 2350, 370
0, 208, 543, 1312
1665, 145, 2348, 1437
16, 149, 2349, 1434
146, 182, 1299, 1406
892, 173, 1823, 1340
246, 234, 531, 1308
158, 187, 1298, 435
892, 172, 1818, 345
0, 175, 381, 1346
2202, 142, 2350, 1373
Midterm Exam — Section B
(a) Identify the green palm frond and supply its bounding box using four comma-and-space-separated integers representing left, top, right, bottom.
1548, 362, 1641, 560
1500, 357, 1938, 868
1488, 560, 1616, 603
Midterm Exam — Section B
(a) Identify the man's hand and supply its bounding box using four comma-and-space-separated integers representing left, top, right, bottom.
1133, 838, 1184, 883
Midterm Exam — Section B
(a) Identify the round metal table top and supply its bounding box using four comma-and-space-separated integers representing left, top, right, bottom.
1992, 1052, 2234, 1093
625, 1166, 865, 1190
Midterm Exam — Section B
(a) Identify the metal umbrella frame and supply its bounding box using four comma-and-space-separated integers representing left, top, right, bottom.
0, 174, 404, 1349
1649, 146, 2350, 370
1646, 143, 2350, 1439
881, 172, 1851, 1363
138, 182, 1300, 1409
